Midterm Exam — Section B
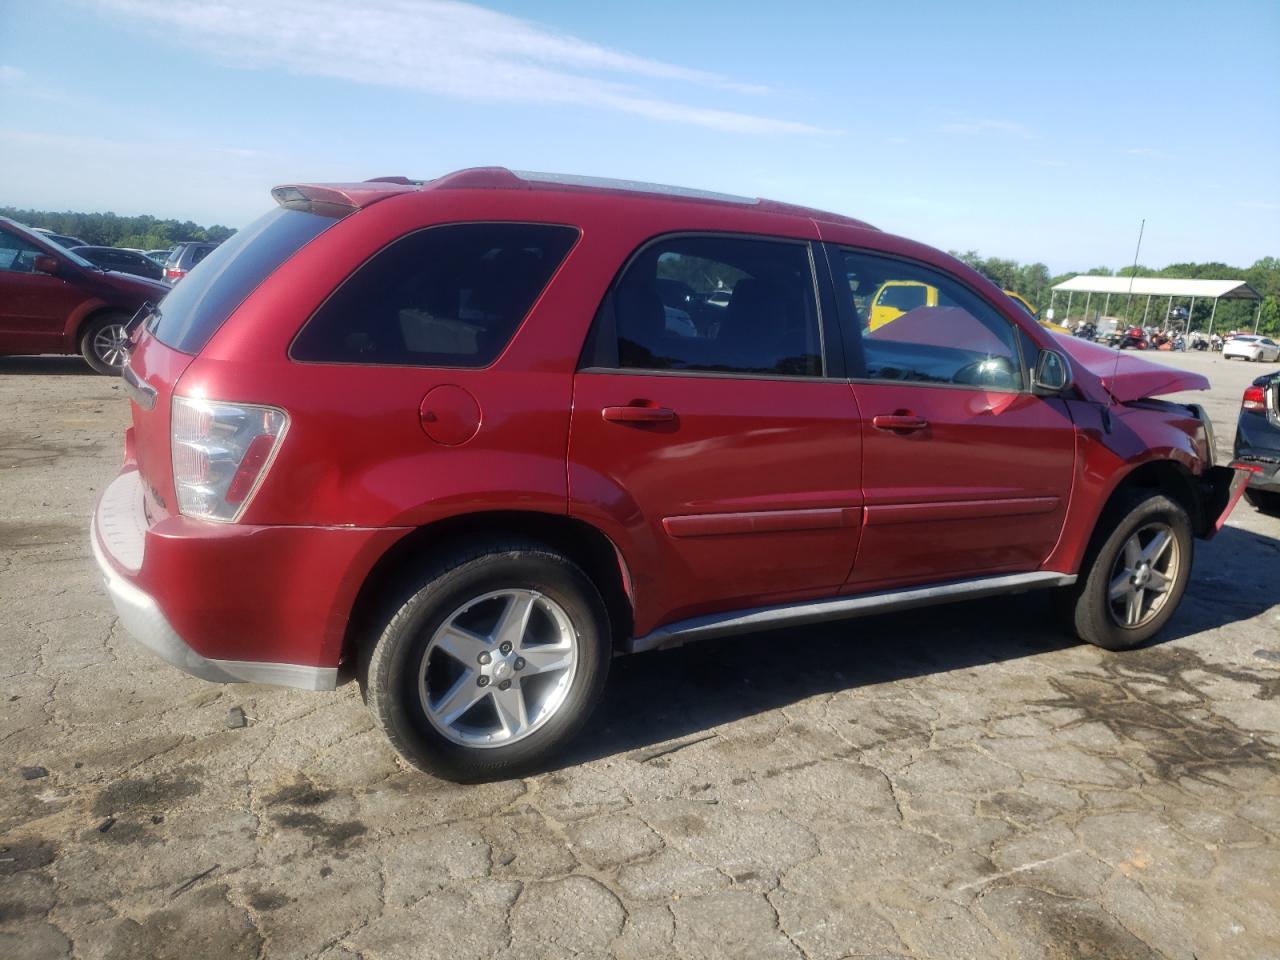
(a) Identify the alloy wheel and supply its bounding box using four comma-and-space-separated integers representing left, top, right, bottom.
92, 323, 130, 369
1107, 521, 1180, 629
419, 589, 578, 747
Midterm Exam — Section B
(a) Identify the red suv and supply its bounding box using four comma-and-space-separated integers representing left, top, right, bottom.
1, 217, 170, 373
91, 169, 1252, 780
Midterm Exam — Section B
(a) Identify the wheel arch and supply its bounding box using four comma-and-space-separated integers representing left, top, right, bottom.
1083, 459, 1207, 565
72, 302, 130, 347
342, 510, 635, 670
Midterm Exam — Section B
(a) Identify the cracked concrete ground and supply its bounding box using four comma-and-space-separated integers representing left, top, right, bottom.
2, 350, 1278, 960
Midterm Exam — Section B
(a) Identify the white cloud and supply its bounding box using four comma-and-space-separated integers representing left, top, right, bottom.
939, 118, 1033, 139
89, 0, 826, 135
1121, 147, 1169, 159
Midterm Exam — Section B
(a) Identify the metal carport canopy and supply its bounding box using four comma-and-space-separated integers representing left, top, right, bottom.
1050, 276, 1260, 299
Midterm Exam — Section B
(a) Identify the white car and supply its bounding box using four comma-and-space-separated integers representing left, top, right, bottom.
1223, 335, 1280, 363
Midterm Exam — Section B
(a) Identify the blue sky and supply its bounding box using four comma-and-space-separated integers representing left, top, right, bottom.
1, 0, 1277, 272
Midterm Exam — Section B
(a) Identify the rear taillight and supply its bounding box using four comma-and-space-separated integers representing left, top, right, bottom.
164, 268, 185, 282
171, 396, 288, 522
1242, 386, 1266, 412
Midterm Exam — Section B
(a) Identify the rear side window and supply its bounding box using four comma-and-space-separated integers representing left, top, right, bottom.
291, 223, 578, 367
152, 208, 336, 353
591, 234, 823, 377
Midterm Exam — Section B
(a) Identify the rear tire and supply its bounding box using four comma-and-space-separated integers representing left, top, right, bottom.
362, 539, 611, 781
79, 312, 131, 375
1055, 492, 1193, 651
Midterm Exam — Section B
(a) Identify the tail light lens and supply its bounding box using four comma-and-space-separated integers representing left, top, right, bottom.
172, 396, 288, 522
1242, 386, 1266, 412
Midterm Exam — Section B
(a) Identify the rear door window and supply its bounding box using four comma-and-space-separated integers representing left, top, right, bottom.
150, 208, 336, 353
589, 234, 824, 377
291, 222, 579, 367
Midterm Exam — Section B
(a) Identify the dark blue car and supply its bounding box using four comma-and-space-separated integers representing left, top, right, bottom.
1235, 371, 1280, 514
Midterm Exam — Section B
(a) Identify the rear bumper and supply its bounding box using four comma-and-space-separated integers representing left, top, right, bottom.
91, 469, 406, 690
1233, 456, 1280, 493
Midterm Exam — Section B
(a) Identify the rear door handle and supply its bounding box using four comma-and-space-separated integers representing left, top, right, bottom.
602, 405, 675, 424
872, 414, 929, 433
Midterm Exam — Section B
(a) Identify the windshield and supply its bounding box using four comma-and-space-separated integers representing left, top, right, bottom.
150, 207, 339, 353
35, 233, 98, 269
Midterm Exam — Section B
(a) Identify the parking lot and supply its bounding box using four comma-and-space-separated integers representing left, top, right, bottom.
2, 350, 1277, 960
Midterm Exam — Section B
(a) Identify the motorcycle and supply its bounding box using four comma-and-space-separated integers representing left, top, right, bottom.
1117, 326, 1149, 350
1076, 322, 1098, 342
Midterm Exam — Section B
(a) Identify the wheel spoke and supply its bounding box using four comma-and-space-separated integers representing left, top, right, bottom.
519, 643, 573, 676
434, 624, 491, 666
1123, 536, 1142, 568
494, 592, 537, 650
1145, 567, 1172, 593
1109, 571, 1132, 601
1124, 588, 1145, 626
491, 682, 528, 736
432, 671, 485, 725
1142, 529, 1172, 564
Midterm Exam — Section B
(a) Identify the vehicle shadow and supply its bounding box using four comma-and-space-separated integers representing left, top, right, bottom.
0, 356, 96, 376
558, 522, 1280, 768
1162, 520, 1280, 639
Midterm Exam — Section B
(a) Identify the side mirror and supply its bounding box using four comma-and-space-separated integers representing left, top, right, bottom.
33, 255, 59, 275
1033, 348, 1072, 394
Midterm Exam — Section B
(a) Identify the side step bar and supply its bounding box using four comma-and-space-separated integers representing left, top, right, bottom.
625, 571, 1077, 654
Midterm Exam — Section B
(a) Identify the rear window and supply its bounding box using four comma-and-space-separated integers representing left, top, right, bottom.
151, 208, 336, 353
290, 222, 578, 367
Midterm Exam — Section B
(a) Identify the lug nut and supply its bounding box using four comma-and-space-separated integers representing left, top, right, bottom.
499, 680, 512, 690
514, 657, 526, 671
499, 641, 513, 655
478, 651, 491, 665
477, 675, 490, 687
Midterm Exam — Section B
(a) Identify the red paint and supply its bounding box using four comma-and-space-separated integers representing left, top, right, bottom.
92, 169, 1247, 677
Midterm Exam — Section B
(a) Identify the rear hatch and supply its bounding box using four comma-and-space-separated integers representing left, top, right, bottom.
123, 181, 416, 521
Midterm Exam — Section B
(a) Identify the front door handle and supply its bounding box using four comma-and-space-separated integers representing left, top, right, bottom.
872, 414, 929, 433
602, 405, 676, 424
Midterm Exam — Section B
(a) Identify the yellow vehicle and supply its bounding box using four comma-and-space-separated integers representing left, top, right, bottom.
1003, 290, 1038, 318
867, 281, 1071, 336
1003, 289, 1071, 335
867, 280, 936, 330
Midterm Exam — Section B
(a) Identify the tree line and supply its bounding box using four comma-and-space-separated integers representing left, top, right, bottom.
952, 250, 1279, 336
0, 207, 236, 251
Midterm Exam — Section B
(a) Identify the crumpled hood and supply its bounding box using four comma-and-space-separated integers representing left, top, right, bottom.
1053, 334, 1209, 403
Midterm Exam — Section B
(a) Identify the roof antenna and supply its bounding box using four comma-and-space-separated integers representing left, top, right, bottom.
1123, 218, 1145, 323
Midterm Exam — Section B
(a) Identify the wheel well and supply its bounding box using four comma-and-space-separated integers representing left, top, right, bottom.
74, 306, 130, 346
342, 512, 634, 667
1097, 460, 1206, 543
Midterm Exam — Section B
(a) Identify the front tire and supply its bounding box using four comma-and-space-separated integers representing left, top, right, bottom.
79, 312, 131, 375
1056, 492, 1193, 651
362, 540, 611, 781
